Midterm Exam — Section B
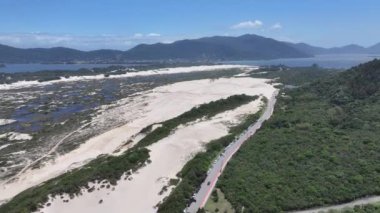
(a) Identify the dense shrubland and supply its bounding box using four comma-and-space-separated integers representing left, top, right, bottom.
217, 60, 380, 212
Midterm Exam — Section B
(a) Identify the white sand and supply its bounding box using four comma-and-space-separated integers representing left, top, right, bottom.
0, 77, 274, 205
251, 71, 268, 74
8, 150, 26, 155
0, 65, 251, 90
39, 98, 269, 213
0, 119, 16, 126
0, 144, 11, 151
0, 132, 32, 141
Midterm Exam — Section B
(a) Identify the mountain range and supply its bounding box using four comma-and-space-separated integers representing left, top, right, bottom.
0, 34, 379, 63
288, 42, 380, 55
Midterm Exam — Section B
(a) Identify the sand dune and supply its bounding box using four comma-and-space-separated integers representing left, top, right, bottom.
0, 76, 274, 207
39, 97, 272, 213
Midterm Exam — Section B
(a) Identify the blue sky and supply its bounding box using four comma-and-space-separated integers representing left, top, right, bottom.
0, 0, 379, 50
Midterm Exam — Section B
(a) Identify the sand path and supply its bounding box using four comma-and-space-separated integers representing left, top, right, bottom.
40, 96, 272, 213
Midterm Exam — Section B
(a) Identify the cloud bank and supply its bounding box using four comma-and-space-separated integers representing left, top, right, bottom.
231, 20, 263, 29
270, 23, 283, 30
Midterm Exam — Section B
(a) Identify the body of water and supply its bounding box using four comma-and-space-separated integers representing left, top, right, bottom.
0, 63, 127, 73
0, 54, 379, 73
225, 54, 380, 69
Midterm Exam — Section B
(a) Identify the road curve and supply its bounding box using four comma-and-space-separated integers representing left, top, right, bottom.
186, 90, 279, 213
290, 196, 380, 213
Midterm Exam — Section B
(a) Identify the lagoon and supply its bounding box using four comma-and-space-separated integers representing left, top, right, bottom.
1, 54, 379, 73
224, 54, 380, 69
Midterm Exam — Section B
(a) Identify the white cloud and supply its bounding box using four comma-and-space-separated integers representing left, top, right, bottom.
270, 23, 283, 30
133, 33, 143, 38
0, 35, 22, 44
133, 33, 161, 38
231, 20, 263, 29
147, 33, 161, 37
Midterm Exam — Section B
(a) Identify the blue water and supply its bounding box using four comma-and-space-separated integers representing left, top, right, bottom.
224, 54, 380, 69
0, 63, 126, 73
0, 54, 379, 73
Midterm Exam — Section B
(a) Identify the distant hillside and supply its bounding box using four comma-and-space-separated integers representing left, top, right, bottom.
288, 42, 380, 55
328, 44, 367, 54
123, 34, 311, 60
0, 34, 311, 63
368, 43, 380, 53
0, 44, 123, 63
2, 34, 379, 63
285, 42, 328, 55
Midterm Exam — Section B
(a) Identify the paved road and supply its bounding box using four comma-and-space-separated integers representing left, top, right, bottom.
185, 90, 279, 213
290, 196, 380, 213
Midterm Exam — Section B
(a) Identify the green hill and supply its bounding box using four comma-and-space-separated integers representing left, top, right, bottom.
314, 59, 380, 102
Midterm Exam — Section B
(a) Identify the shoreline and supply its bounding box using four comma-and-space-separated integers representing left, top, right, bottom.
0, 65, 253, 90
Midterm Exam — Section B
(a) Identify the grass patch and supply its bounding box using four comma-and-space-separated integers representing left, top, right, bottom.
204, 188, 235, 213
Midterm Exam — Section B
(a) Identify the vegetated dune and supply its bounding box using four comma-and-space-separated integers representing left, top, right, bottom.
0, 76, 274, 206
39, 95, 274, 213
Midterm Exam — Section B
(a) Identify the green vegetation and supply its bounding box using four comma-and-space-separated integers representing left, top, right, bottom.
137, 94, 259, 148
204, 188, 235, 213
158, 135, 234, 213
0, 147, 149, 213
0, 94, 258, 213
217, 60, 380, 212
158, 98, 266, 213
250, 65, 337, 86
